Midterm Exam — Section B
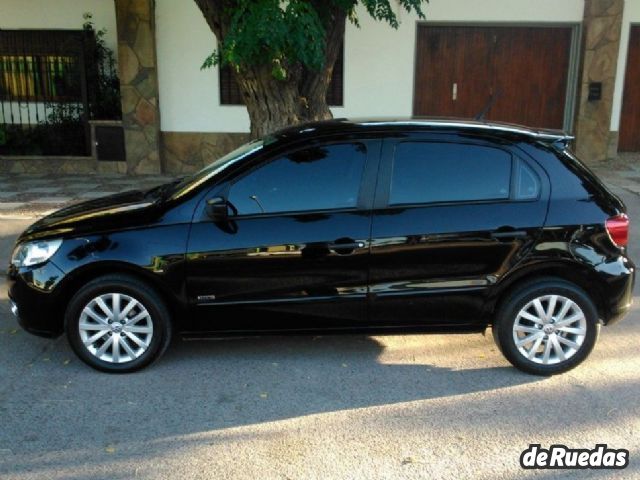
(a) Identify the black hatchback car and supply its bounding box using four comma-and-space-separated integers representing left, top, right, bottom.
8, 119, 634, 374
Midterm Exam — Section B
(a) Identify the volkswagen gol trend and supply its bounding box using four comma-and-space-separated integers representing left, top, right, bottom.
7, 119, 635, 374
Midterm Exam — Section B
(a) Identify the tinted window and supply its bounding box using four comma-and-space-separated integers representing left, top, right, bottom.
229, 143, 366, 215
390, 142, 512, 205
514, 159, 540, 200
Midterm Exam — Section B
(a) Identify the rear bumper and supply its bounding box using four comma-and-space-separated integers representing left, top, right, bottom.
606, 301, 633, 325
599, 256, 635, 326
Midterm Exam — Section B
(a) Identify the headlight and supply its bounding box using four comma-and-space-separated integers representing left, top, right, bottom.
11, 239, 63, 267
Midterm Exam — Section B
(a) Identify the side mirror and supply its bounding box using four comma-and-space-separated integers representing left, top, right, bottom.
206, 197, 229, 220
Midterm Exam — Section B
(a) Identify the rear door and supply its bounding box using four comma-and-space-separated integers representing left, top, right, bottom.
368, 133, 549, 327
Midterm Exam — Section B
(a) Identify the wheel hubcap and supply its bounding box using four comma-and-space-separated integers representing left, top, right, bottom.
78, 293, 153, 364
513, 294, 587, 365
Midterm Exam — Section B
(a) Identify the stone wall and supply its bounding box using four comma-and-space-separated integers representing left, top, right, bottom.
115, 0, 162, 173
0, 131, 249, 175
0, 157, 126, 174
574, 0, 624, 163
162, 132, 249, 174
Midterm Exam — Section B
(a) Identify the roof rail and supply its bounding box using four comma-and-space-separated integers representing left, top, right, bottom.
356, 119, 573, 144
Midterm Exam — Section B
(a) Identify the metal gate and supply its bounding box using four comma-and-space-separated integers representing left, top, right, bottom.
0, 29, 120, 156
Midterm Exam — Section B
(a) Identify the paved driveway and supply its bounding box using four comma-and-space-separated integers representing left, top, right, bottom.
0, 187, 639, 480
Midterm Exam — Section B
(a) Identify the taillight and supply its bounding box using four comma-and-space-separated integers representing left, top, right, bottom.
606, 214, 629, 247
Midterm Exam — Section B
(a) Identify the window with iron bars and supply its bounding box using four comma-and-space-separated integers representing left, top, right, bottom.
0, 30, 88, 103
0, 29, 121, 156
0, 55, 80, 102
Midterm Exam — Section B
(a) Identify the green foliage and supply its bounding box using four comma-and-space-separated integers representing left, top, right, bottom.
202, 0, 427, 78
203, 0, 326, 77
83, 12, 122, 120
360, 0, 426, 27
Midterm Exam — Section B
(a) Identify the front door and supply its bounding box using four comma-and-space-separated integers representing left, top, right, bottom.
369, 134, 549, 327
185, 140, 380, 334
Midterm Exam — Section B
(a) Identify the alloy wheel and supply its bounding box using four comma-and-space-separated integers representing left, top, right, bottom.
78, 293, 154, 364
512, 294, 587, 365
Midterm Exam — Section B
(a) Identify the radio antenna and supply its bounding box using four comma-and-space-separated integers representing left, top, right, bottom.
475, 90, 501, 121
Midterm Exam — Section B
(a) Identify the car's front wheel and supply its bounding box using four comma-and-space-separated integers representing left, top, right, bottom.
65, 274, 172, 373
493, 279, 600, 375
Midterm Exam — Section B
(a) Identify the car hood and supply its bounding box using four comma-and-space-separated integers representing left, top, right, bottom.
18, 190, 158, 243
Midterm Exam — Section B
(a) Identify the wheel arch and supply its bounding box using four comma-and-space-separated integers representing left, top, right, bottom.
55, 261, 186, 332
485, 261, 607, 324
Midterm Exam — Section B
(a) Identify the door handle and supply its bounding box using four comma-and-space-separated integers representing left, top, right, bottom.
328, 242, 365, 250
491, 230, 528, 239
326, 239, 366, 255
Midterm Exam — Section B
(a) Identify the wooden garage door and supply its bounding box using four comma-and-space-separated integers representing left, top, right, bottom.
619, 26, 640, 152
413, 26, 573, 129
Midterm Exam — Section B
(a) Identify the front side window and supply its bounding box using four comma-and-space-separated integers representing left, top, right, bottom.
228, 143, 367, 215
389, 142, 512, 205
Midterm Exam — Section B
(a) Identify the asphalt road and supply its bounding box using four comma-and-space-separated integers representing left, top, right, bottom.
1, 187, 639, 480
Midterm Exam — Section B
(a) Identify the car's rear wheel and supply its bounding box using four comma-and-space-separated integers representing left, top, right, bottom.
493, 279, 599, 375
66, 274, 172, 373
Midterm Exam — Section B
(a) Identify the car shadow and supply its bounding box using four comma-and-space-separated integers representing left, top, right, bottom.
0, 317, 545, 471
161, 332, 537, 420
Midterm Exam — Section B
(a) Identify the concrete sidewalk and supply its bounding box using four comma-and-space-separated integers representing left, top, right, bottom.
0, 154, 638, 218
0, 172, 173, 217
591, 153, 640, 196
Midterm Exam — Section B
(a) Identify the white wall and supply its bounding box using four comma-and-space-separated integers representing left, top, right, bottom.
0, 0, 118, 51
155, 0, 249, 133
156, 0, 584, 133
611, 0, 640, 131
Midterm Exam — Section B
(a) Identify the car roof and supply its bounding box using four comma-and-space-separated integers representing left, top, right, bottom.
272, 117, 574, 146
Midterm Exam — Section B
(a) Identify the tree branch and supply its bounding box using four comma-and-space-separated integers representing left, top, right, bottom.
193, 0, 227, 40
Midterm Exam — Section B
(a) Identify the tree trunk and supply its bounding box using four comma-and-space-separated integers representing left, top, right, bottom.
234, 63, 306, 138
194, 0, 347, 139
301, 8, 347, 122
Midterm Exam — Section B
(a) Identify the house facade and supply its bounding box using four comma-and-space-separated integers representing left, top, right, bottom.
0, 0, 639, 175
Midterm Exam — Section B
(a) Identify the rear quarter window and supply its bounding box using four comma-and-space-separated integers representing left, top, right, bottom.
514, 158, 541, 200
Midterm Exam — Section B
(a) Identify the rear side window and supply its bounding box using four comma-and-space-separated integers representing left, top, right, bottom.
389, 142, 512, 205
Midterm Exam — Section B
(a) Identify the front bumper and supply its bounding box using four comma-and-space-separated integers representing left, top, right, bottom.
7, 261, 67, 338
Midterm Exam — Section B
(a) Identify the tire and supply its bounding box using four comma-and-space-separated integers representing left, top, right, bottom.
65, 274, 172, 373
493, 279, 600, 376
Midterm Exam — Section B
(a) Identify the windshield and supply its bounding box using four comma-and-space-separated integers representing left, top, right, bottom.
167, 139, 265, 200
